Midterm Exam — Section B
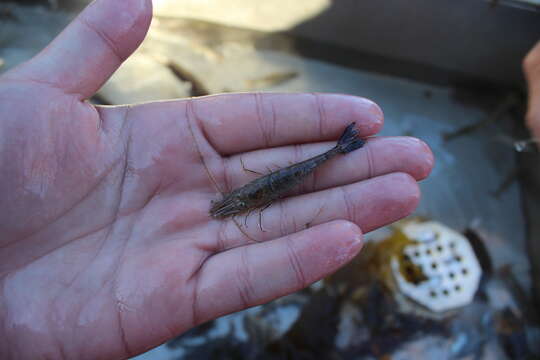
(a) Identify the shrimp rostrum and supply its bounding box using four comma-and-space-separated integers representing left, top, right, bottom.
210, 122, 365, 220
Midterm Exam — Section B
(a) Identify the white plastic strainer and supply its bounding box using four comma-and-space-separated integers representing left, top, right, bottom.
391, 221, 482, 313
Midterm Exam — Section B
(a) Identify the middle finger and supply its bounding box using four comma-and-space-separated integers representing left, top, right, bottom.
222, 136, 433, 195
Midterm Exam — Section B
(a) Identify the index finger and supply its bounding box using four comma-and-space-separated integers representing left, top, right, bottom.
190, 92, 384, 155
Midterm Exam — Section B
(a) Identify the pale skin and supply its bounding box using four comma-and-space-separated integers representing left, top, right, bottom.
524, 40, 540, 143
0, 0, 435, 359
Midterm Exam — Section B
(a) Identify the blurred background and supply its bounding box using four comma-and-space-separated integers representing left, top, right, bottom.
1, 0, 540, 359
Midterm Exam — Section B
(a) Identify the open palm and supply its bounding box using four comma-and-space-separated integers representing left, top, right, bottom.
0, 0, 433, 359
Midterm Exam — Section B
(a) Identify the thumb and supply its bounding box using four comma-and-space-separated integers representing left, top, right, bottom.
8, 0, 152, 99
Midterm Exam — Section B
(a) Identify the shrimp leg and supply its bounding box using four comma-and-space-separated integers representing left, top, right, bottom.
241, 157, 279, 176
240, 157, 263, 175
233, 215, 259, 243
244, 208, 256, 227
258, 203, 272, 232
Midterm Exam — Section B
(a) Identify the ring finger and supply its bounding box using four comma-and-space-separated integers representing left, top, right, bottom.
214, 172, 420, 250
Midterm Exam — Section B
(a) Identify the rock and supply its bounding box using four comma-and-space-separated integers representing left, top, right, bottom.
140, 17, 297, 95
97, 52, 192, 105
391, 336, 452, 360
153, 0, 331, 32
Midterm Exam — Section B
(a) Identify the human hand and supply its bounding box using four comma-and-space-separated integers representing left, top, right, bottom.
524, 41, 540, 141
0, 0, 433, 358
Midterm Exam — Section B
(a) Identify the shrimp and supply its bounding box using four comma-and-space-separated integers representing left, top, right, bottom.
210, 122, 366, 221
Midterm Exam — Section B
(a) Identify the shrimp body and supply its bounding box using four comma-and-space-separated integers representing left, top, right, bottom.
210, 122, 365, 219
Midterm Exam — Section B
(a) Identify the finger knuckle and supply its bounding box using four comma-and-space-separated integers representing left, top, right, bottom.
235, 247, 255, 307
285, 236, 307, 289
